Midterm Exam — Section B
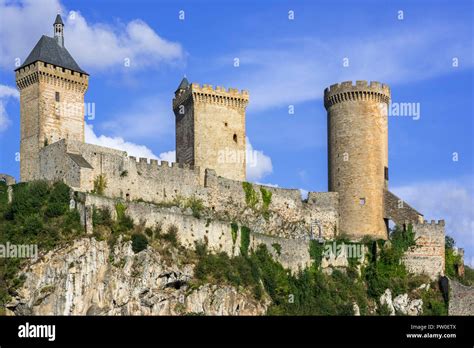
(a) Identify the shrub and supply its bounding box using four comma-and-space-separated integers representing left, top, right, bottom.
240, 226, 251, 256
144, 227, 153, 239
364, 225, 416, 298
113, 202, 133, 233
444, 235, 464, 280
9, 181, 49, 219
22, 214, 44, 235
272, 243, 282, 256
45, 202, 67, 218
93, 175, 107, 195
92, 207, 112, 227
161, 224, 178, 246
131, 233, 148, 253
186, 197, 204, 219
242, 182, 258, 208
62, 210, 82, 233
260, 187, 272, 210
309, 240, 325, 267
230, 222, 238, 245
49, 181, 70, 205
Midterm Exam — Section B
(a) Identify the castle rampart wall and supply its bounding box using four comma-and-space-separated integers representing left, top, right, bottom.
76, 193, 311, 272
402, 220, 445, 280
40, 140, 339, 241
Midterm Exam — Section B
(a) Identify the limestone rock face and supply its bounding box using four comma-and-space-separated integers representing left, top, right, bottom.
393, 294, 409, 315
380, 289, 395, 316
6, 237, 268, 316
383, 291, 423, 316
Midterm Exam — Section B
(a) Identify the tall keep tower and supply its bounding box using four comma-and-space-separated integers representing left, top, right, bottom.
173, 78, 249, 181
15, 14, 88, 182
324, 81, 391, 240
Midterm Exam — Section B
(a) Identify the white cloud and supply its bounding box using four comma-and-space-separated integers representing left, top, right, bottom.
0, 0, 184, 71
85, 123, 158, 159
158, 150, 175, 163
392, 177, 474, 267
65, 13, 184, 70
0, 84, 20, 132
246, 137, 273, 181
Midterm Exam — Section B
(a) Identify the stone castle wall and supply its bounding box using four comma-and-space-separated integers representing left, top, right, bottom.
40, 139, 339, 241
76, 193, 312, 272
325, 81, 390, 240
402, 220, 445, 280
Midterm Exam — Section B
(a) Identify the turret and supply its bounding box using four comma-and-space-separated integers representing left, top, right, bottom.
324, 81, 391, 240
54, 14, 64, 47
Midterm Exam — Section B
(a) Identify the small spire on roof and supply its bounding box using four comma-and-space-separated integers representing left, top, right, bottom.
54, 14, 64, 25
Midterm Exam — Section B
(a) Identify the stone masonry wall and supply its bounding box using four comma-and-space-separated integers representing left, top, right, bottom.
402, 220, 445, 280
325, 81, 390, 240
173, 83, 248, 182
76, 193, 311, 272
40, 140, 339, 241
16, 61, 88, 182
448, 279, 474, 316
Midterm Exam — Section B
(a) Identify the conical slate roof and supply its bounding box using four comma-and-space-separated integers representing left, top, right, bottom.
54, 14, 64, 25
175, 77, 189, 92
15, 35, 87, 75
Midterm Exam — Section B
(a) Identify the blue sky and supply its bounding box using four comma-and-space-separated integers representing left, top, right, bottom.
0, 0, 473, 263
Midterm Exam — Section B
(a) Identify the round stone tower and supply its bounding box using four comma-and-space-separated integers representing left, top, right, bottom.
324, 81, 391, 240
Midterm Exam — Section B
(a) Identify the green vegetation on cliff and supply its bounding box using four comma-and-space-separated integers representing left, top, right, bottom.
0, 180, 84, 313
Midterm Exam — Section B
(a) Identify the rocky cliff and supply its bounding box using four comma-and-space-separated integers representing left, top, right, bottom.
6, 237, 269, 315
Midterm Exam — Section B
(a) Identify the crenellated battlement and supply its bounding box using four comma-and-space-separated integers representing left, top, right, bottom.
324, 80, 390, 109
16, 62, 88, 92
418, 219, 445, 226
173, 82, 249, 110
127, 155, 200, 174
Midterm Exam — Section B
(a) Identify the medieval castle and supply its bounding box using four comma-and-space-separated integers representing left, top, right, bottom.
5, 15, 448, 279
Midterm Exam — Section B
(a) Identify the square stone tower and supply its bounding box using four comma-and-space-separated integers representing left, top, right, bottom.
15, 15, 88, 182
172, 78, 249, 182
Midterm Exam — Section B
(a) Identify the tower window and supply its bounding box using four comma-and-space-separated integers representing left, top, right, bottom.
359, 198, 366, 206
384, 166, 389, 180
233, 134, 237, 143
224, 122, 228, 127
55, 92, 60, 102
